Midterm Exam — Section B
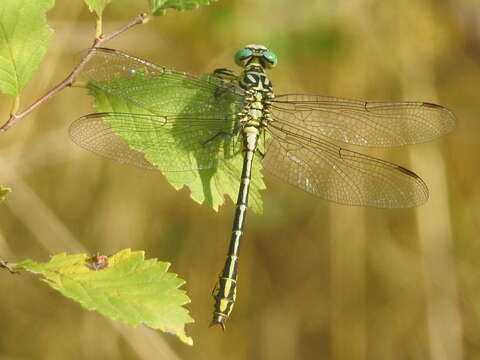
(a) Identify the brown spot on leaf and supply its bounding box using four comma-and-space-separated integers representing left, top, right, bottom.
86, 255, 109, 271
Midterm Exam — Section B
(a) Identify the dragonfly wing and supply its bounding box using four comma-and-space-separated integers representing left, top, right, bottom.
263, 122, 428, 208
271, 94, 455, 147
70, 112, 241, 171
80, 48, 245, 116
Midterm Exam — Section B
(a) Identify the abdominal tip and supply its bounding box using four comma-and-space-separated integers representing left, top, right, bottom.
209, 319, 226, 331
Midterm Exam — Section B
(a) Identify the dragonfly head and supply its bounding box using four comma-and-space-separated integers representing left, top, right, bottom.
234, 44, 278, 70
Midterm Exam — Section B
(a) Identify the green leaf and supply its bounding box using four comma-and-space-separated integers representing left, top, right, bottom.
87, 70, 266, 214
0, 185, 11, 202
83, 0, 113, 16
149, 0, 218, 16
0, 0, 54, 97
17, 249, 193, 345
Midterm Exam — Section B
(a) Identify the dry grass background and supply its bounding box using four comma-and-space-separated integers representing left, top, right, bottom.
0, 0, 479, 359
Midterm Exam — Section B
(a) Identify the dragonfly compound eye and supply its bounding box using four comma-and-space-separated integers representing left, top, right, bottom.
262, 51, 278, 69
234, 48, 253, 67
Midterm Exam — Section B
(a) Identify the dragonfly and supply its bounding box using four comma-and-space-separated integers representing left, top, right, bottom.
70, 44, 456, 330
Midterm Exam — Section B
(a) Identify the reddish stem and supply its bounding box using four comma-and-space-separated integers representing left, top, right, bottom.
0, 12, 148, 133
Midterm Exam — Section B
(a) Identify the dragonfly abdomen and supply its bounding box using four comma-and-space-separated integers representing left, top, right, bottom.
211, 148, 256, 330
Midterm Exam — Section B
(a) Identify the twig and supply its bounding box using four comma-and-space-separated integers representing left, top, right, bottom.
0, 260, 20, 274
0, 12, 149, 134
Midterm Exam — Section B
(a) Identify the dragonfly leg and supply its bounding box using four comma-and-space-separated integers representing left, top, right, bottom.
213, 68, 238, 82
201, 131, 233, 146
212, 68, 239, 99
211, 279, 219, 296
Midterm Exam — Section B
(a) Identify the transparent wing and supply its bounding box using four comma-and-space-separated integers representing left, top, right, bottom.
263, 121, 428, 208
80, 48, 245, 115
70, 112, 242, 171
271, 94, 455, 147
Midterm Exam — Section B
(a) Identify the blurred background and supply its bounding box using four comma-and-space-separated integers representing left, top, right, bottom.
0, 0, 478, 359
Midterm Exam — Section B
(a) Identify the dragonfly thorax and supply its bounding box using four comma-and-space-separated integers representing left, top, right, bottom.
239, 67, 273, 93
238, 67, 275, 125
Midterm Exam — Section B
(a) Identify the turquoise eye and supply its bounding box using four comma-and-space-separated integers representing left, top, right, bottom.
263, 51, 278, 68
234, 48, 253, 66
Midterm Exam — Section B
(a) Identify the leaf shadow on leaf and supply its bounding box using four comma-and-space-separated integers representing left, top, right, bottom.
79, 51, 267, 213
169, 74, 242, 206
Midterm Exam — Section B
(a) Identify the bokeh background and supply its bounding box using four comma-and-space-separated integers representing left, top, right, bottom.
0, 0, 479, 359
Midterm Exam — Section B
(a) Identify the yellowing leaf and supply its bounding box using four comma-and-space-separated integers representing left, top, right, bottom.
17, 249, 193, 345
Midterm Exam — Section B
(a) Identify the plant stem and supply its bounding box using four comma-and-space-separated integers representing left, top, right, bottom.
0, 12, 149, 134
71, 81, 88, 88
10, 96, 20, 115
95, 15, 103, 38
